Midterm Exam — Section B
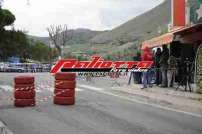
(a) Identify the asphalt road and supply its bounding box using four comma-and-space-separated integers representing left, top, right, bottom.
0, 73, 202, 134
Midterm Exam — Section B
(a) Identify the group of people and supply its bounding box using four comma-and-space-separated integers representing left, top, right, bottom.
132, 45, 177, 89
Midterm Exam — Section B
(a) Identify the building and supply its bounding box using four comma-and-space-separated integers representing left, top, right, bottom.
141, 0, 202, 93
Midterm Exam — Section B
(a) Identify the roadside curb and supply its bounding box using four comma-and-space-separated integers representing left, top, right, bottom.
0, 121, 14, 134
79, 84, 202, 118
129, 84, 202, 101
112, 84, 202, 114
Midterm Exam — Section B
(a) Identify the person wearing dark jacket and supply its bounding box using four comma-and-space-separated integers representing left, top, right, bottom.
141, 47, 153, 89
155, 48, 162, 86
159, 45, 169, 87
133, 51, 142, 84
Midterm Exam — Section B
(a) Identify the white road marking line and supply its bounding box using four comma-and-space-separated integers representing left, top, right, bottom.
35, 89, 42, 93
76, 88, 83, 92
78, 84, 202, 118
0, 85, 13, 91
40, 87, 83, 92
0, 121, 14, 134
79, 84, 103, 91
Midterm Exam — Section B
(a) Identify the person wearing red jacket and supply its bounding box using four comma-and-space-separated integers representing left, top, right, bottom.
141, 47, 153, 89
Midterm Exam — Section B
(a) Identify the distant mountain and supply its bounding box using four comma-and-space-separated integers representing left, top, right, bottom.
28, 28, 104, 45
27, 35, 50, 45
28, 0, 172, 57
66, 28, 104, 45
91, 0, 171, 45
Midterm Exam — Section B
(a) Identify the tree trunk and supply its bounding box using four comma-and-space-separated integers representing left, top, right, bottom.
56, 46, 62, 59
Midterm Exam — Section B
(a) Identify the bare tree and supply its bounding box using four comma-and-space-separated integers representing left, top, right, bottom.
47, 24, 72, 59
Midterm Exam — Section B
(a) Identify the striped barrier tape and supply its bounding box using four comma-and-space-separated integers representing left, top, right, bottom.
0, 81, 75, 104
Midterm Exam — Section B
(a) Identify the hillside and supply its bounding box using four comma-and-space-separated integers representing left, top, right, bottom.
28, 0, 171, 60
28, 35, 50, 45
66, 28, 104, 45
91, 0, 171, 45
28, 28, 104, 45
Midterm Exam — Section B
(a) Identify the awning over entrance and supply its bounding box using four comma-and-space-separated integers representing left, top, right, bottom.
142, 33, 174, 50
174, 24, 202, 44
141, 24, 202, 50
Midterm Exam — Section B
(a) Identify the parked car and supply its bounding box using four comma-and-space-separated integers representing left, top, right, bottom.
5, 64, 25, 72
42, 64, 51, 72
0, 62, 5, 72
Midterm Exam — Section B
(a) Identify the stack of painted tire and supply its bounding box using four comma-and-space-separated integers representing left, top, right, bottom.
14, 76, 35, 107
54, 73, 76, 105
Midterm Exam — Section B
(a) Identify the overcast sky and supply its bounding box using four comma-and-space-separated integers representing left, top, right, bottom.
3, 0, 163, 37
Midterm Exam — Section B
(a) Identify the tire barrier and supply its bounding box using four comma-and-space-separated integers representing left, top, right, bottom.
54, 96, 75, 105
14, 76, 34, 84
14, 84, 35, 91
55, 80, 76, 89
55, 72, 76, 81
54, 89, 75, 97
14, 90, 35, 99
54, 73, 76, 105
14, 99, 35, 107
14, 76, 36, 107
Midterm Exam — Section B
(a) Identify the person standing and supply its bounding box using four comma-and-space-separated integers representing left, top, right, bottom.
133, 51, 142, 84
168, 55, 177, 87
155, 48, 162, 86
159, 45, 169, 88
128, 51, 141, 85
141, 47, 153, 89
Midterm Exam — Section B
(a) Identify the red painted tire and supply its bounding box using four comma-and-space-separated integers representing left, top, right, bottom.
54, 88, 75, 97
14, 76, 34, 84
55, 73, 76, 81
55, 80, 76, 89
14, 90, 35, 99
14, 99, 35, 107
15, 84, 35, 91
53, 96, 75, 105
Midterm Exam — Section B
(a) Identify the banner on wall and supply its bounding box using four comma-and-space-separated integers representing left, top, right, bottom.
172, 0, 202, 26
172, 0, 186, 26
188, 0, 202, 24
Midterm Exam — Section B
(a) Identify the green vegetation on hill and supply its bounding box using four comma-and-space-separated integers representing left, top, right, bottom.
29, 41, 58, 62
66, 29, 104, 45
91, 0, 171, 45
67, 0, 171, 60
28, 29, 104, 46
